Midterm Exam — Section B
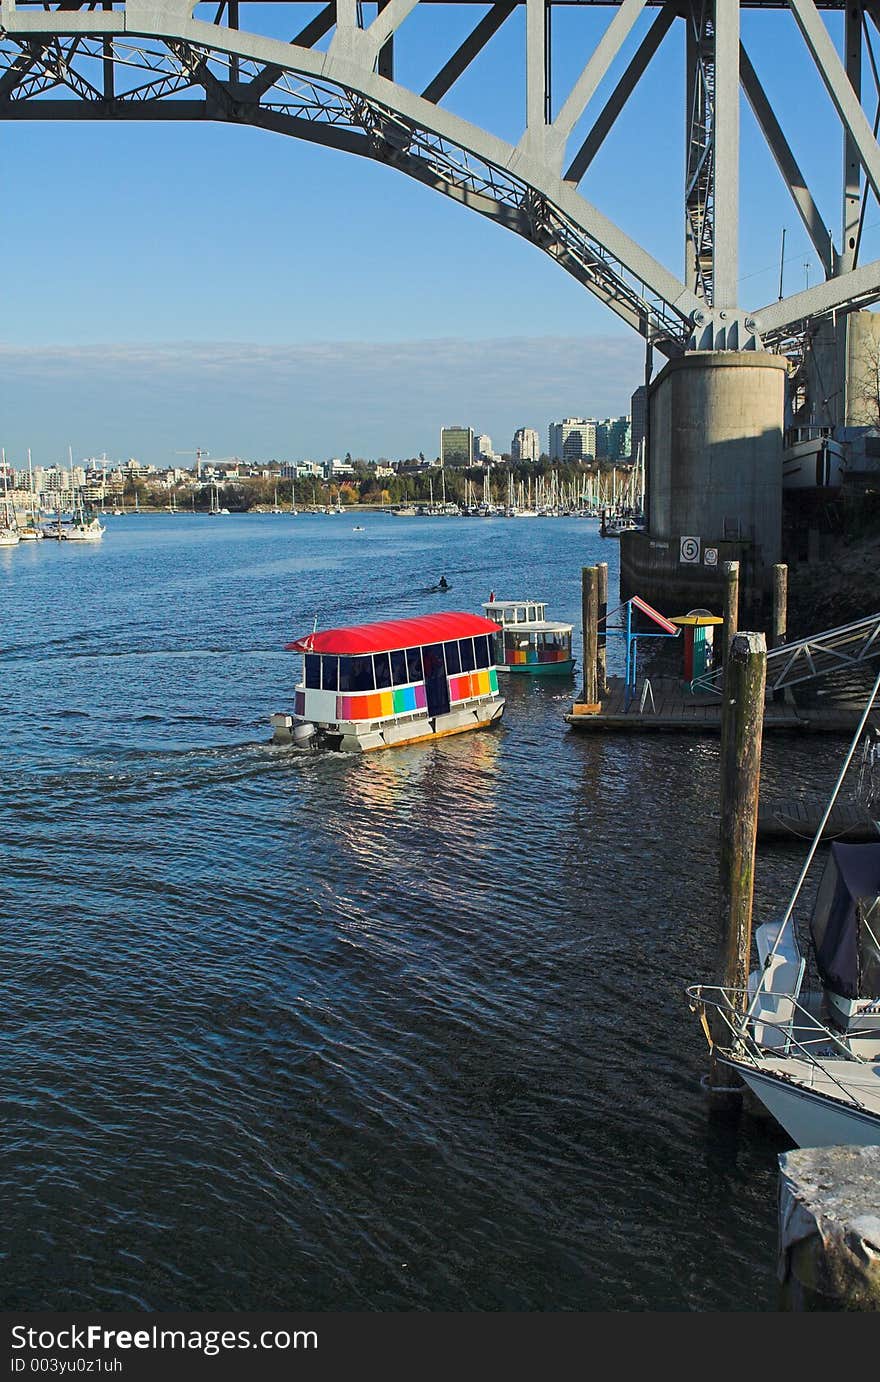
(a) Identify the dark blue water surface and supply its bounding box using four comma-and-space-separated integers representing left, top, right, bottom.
0, 513, 839, 1310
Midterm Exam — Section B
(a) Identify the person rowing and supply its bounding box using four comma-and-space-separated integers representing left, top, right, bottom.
438, 575, 449, 590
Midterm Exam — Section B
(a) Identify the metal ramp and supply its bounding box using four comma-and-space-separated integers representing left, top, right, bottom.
692, 613, 880, 696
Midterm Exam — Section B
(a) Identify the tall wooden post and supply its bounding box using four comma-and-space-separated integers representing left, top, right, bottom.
596, 562, 608, 696
710, 630, 767, 1097
581, 566, 599, 706
721, 560, 740, 671
771, 563, 788, 704
772, 564, 788, 648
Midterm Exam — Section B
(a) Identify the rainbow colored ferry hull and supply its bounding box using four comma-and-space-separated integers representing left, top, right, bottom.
272, 610, 506, 753
271, 695, 504, 752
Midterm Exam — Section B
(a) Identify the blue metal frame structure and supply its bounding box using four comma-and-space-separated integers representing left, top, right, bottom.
603, 595, 680, 708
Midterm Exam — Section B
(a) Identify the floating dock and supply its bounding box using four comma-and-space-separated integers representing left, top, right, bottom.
564, 675, 880, 736
757, 795, 879, 842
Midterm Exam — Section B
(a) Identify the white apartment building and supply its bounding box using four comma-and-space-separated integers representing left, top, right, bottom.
511, 427, 540, 462
548, 418, 597, 462
474, 433, 494, 462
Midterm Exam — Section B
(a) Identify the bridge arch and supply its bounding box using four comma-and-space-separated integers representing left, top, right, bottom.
2, 1, 879, 355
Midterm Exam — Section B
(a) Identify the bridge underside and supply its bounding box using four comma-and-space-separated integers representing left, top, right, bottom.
1, 0, 880, 360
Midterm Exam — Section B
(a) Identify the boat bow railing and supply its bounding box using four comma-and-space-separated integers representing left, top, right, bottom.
687, 983, 876, 1113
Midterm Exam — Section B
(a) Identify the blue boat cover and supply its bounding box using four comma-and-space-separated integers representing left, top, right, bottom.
809, 842, 880, 999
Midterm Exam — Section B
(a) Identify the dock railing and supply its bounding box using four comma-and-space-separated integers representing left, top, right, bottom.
691, 612, 880, 696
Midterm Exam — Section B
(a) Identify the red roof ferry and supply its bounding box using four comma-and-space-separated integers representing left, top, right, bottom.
271, 611, 505, 752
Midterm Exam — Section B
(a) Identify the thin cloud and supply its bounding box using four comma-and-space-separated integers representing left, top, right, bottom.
0, 336, 644, 462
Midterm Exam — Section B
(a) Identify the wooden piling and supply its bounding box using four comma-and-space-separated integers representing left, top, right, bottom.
771, 563, 788, 704
772, 563, 788, 648
721, 560, 740, 671
581, 566, 599, 707
596, 562, 608, 696
709, 630, 767, 1100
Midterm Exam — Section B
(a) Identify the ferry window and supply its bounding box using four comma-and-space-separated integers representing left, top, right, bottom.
339, 657, 381, 691
321, 656, 339, 690
444, 640, 462, 675
515, 607, 526, 623
474, 635, 491, 668
422, 644, 444, 680
459, 638, 476, 672
406, 647, 423, 682
374, 652, 392, 689
390, 649, 408, 685
305, 654, 321, 689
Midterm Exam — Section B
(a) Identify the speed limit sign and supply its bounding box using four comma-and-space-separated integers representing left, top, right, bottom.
679, 535, 701, 564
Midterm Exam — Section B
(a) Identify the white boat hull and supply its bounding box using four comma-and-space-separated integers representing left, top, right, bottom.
782, 437, 846, 490
730, 1059, 880, 1146
272, 698, 504, 751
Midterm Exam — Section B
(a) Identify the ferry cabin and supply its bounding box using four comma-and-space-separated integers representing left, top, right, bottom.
271, 611, 505, 751
482, 600, 575, 676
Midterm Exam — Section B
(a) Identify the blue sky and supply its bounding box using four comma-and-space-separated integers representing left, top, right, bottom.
0, 3, 876, 467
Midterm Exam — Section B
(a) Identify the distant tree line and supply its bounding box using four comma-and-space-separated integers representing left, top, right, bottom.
125, 456, 632, 512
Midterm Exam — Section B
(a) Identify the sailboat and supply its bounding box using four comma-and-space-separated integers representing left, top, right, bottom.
688, 666, 880, 1147
208, 481, 230, 515
0, 452, 20, 546
65, 487, 106, 541
16, 449, 44, 540
270, 485, 283, 515
0, 448, 21, 545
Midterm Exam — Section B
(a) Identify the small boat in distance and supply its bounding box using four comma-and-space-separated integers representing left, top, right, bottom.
601, 510, 643, 538
271, 611, 505, 752
481, 598, 576, 676
0, 453, 20, 545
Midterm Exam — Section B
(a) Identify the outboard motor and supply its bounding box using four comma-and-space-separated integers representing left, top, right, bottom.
292, 720, 317, 749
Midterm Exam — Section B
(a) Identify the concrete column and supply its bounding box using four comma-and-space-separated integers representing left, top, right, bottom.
779, 1146, 880, 1310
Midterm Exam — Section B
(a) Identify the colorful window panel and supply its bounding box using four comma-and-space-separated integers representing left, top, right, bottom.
336, 682, 427, 721
449, 669, 493, 701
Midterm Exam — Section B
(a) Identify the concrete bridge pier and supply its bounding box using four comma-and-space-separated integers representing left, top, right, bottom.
621, 351, 788, 622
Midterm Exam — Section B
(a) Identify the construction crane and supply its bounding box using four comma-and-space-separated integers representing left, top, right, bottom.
175, 447, 210, 481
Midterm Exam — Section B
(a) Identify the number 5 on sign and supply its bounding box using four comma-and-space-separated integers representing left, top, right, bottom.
679, 535, 701, 563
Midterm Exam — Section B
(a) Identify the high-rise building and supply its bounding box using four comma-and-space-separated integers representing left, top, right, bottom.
511, 427, 540, 462
475, 433, 494, 462
548, 418, 597, 462
440, 425, 474, 466
629, 386, 648, 459
597, 416, 632, 462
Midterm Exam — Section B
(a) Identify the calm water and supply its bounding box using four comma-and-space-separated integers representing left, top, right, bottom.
0, 513, 841, 1311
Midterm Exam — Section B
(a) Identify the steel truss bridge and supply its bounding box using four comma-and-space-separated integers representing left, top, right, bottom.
1, 0, 880, 357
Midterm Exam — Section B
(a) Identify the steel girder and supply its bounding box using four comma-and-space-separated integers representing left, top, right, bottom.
0, 1, 878, 356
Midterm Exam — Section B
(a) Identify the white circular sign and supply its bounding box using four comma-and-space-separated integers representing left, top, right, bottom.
679, 535, 700, 564
704, 547, 718, 567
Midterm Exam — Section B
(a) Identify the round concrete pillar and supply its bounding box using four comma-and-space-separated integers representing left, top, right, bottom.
621, 351, 786, 618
